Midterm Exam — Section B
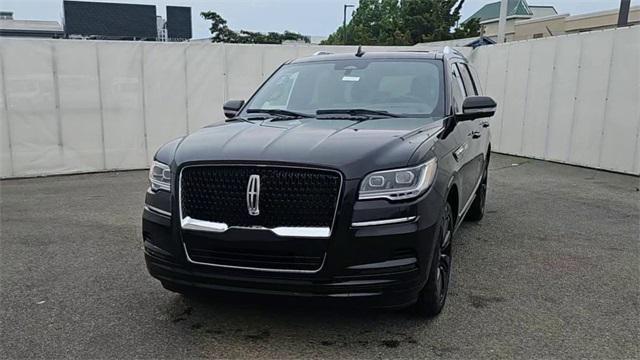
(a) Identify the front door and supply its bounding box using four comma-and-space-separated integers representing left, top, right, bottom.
456, 63, 486, 197
450, 63, 478, 207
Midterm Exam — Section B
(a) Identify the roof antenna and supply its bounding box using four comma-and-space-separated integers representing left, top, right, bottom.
355, 45, 365, 57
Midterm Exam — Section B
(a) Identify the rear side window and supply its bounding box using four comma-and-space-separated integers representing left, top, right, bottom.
456, 63, 478, 96
450, 64, 466, 113
467, 65, 483, 94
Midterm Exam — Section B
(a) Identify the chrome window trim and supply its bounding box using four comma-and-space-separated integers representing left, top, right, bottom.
182, 242, 326, 274
351, 216, 417, 228
178, 163, 343, 239
144, 204, 171, 217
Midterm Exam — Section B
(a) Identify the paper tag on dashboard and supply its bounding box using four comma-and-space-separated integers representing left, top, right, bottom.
342, 76, 360, 82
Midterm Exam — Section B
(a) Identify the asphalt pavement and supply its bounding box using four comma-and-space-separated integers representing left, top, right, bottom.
1, 154, 638, 359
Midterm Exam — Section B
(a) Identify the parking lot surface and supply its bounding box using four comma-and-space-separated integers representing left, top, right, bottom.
1, 154, 638, 359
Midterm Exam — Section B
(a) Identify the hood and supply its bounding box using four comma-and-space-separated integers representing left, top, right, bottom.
173, 117, 444, 179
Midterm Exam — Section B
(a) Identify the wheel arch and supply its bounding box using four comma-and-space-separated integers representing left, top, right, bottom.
446, 182, 459, 226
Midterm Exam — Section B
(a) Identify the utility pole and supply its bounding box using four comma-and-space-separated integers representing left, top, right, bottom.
343, 4, 354, 44
617, 0, 631, 27
497, 0, 508, 43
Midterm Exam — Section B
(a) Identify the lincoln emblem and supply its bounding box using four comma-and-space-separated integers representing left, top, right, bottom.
246, 174, 260, 216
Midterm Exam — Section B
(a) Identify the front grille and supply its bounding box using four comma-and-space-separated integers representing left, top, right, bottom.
180, 165, 341, 229
185, 244, 324, 271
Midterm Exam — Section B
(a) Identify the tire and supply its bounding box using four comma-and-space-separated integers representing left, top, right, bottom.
414, 202, 453, 317
465, 161, 488, 222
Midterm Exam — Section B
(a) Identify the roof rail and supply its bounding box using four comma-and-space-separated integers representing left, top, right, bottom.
312, 51, 333, 56
443, 46, 466, 58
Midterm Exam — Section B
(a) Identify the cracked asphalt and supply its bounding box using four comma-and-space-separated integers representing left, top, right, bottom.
1, 154, 638, 359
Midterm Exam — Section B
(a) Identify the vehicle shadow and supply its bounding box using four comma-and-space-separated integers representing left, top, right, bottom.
160, 289, 436, 351
150, 229, 474, 356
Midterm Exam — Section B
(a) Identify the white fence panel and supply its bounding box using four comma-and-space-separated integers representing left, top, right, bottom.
545, 35, 582, 163
1, 32, 638, 177
569, 30, 614, 168
0, 51, 11, 178
470, 26, 640, 175
56, 41, 104, 173
143, 43, 189, 164
98, 42, 147, 170
186, 43, 226, 132
3, 40, 62, 176
499, 41, 530, 155
226, 45, 264, 101
469, 45, 490, 93
521, 38, 556, 159
481, 44, 509, 151
262, 45, 297, 80
599, 28, 640, 173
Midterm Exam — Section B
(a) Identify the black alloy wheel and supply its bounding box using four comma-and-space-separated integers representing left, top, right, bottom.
415, 202, 453, 317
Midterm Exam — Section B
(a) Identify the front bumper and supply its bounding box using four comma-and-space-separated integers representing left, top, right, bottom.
145, 254, 422, 308
142, 181, 443, 308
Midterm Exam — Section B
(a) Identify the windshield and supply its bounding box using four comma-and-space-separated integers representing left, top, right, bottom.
242, 59, 444, 118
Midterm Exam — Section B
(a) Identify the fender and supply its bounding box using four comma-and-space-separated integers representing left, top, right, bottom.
154, 137, 184, 166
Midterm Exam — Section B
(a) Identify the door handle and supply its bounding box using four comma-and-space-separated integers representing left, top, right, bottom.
471, 130, 481, 139
481, 121, 490, 128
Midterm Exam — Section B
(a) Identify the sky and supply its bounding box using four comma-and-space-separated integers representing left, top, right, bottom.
1, 0, 637, 39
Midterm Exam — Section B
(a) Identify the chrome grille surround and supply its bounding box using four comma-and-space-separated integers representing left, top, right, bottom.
178, 164, 343, 239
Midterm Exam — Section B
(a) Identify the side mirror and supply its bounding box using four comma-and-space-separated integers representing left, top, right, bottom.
223, 100, 245, 119
457, 96, 496, 121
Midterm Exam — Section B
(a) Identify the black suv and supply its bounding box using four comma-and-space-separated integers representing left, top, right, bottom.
143, 48, 496, 316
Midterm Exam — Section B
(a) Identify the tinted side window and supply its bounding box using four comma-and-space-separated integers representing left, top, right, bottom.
467, 65, 483, 95
457, 63, 477, 96
450, 64, 465, 113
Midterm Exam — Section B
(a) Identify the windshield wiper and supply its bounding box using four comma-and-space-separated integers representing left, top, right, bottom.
226, 116, 260, 124
246, 108, 312, 119
316, 108, 402, 119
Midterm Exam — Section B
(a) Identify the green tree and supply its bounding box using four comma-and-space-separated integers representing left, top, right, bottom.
452, 17, 481, 39
321, 0, 478, 46
201, 11, 238, 42
201, 11, 309, 44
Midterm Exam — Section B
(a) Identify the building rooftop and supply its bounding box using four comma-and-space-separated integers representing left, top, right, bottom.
530, 5, 559, 19
0, 19, 64, 33
463, 0, 557, 24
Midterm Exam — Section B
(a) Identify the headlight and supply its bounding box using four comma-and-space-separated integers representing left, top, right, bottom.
149, 161, 171, 191
359, 158, 437, 201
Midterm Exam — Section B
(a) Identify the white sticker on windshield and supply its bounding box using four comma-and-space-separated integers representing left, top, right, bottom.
342, 76, 360, 82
